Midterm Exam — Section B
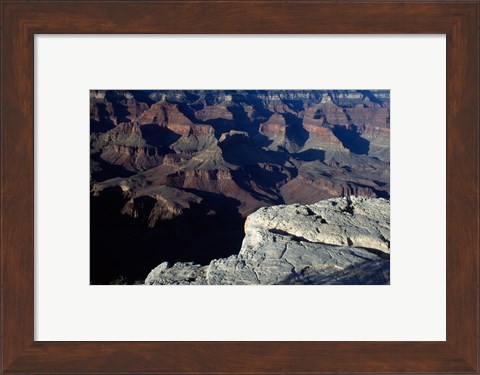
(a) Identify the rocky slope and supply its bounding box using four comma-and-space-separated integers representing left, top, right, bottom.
145, 196, 390, 285
91, 90, 390, 210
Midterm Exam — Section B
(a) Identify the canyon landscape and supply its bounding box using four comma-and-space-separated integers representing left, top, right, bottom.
90, 90, 390, 285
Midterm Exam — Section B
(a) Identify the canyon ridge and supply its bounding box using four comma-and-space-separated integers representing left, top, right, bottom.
90, 90, 390, 284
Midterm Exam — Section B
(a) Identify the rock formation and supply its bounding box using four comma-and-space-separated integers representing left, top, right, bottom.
145, 196, 390, 285
90, 90, 390, 284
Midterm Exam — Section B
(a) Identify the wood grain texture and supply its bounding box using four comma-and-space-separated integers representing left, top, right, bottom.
1, 1, 478, 374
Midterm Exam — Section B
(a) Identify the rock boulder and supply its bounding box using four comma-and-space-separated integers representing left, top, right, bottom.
145, 196, 390, 285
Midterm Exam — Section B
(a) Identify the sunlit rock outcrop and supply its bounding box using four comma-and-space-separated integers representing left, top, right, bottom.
145, 196, 390, 285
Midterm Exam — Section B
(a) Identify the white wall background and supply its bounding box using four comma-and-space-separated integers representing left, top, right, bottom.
35, 35, 446, 341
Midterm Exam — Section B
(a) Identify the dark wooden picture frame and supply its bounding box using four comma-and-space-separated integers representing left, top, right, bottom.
1, 1, 479, 373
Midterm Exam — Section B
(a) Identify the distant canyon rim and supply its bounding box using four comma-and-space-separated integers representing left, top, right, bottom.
90, 90, 390, 284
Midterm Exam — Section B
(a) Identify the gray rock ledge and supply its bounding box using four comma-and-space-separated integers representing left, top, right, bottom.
145, 196, 390, 285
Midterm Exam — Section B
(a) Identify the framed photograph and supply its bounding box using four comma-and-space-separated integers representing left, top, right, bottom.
1, 1, 478, 374
89, 88, 391, 287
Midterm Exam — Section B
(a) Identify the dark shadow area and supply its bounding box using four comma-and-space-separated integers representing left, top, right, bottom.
372, 180, 388, 187
230, 94, 274, 131
90, 119, 115, 133
131, 91, 155, 106
292, 149, 326, 162
372, 189, 389, 199
219, 133, 273, 166
283, 99, 304, 112
184, 91, 201, 103
249, 104, 273, 126
204, 92, 217, 106
173, 101, 240, 139
204, 118, 236, 139
140, 124, 181, 148
176, 102, 200, 124
313, 109, 324, 119
264, 148, 293, 167
359, 90, 384, 106
283, 112, 309, 148
277, 259, 390, 285
104, 91, 131, 124
331, 124, 370, 155
173, 97, 278, 143
90, 153, 136, 182
190, 102, 204, 111
90, 103, 115, 133
351, 182, 390, 199
90, 187, 245, 284
227, 104, 253, 131
252, 132, 274, 148
230, 166, 288, 204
